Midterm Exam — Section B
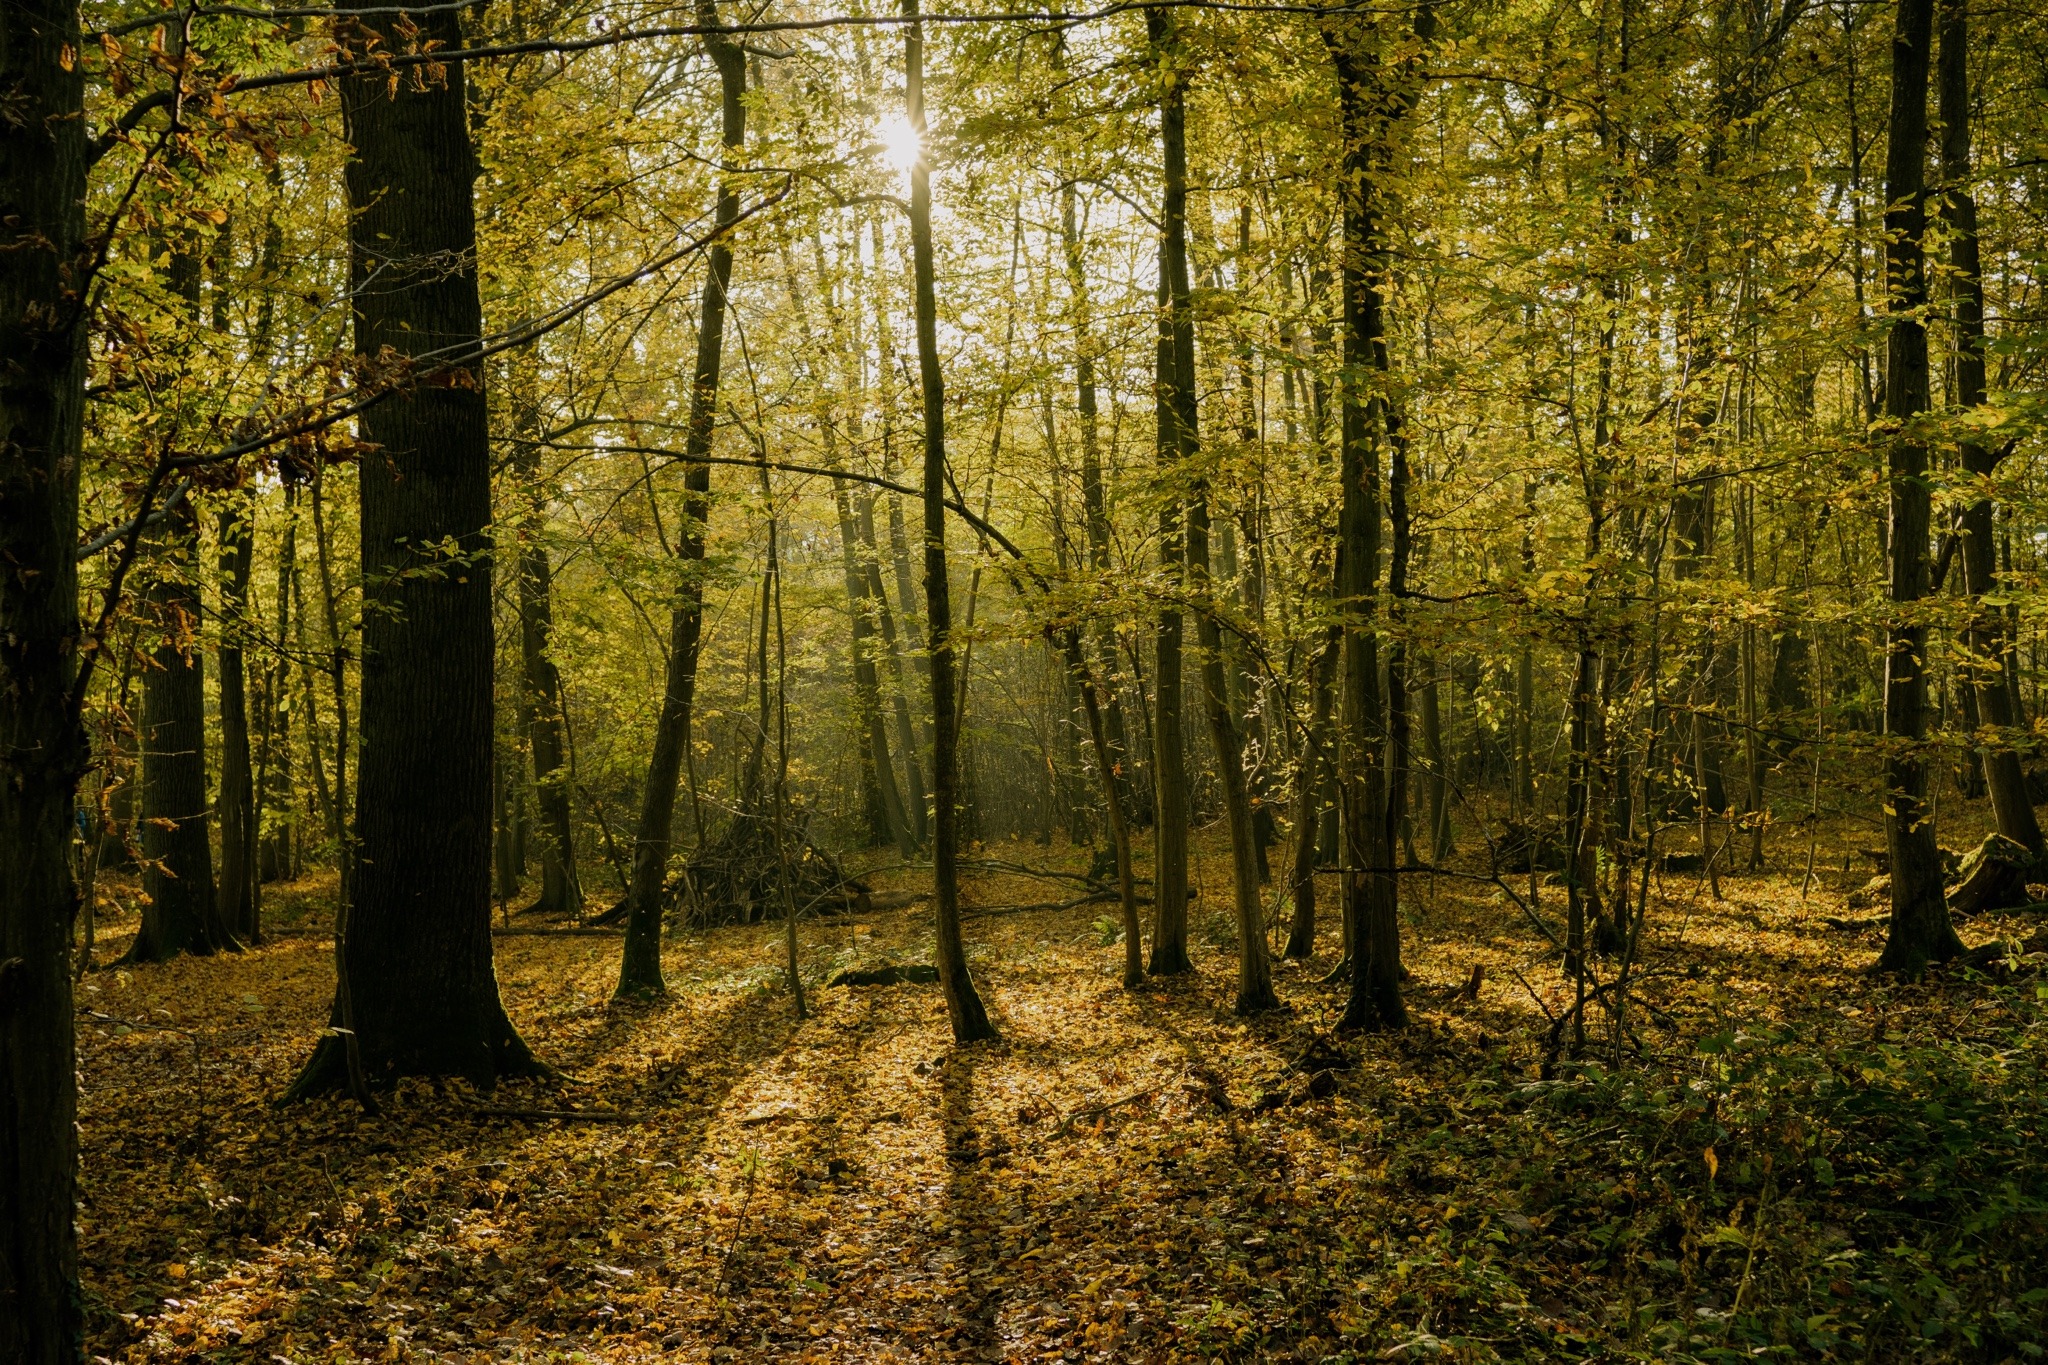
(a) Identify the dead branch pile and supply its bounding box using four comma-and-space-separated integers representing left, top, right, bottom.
667, 803, 870, 926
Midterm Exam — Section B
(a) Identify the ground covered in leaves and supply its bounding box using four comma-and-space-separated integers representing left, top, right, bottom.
79, 830, 2048, 1363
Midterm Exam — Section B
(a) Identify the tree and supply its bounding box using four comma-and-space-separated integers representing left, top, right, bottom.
904, 0, 996, 1042
0, 0, 87, 1351
615, 0, 746, 999
1876, 0, 1965, 974
1941, 0, 2040, 856
289, 0, 539, 1092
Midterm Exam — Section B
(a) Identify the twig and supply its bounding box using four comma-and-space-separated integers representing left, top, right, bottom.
1053, 1088, 1158, 1136
471, 1107, 643, 1123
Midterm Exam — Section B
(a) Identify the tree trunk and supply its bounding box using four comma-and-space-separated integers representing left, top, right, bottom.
1942, 0, 2041, 853
860, 492, 932, 843
904, 0, 997, 1042
1285, 634, 1338, 958
510, 374, 583, 916
0, 0, 86, 1344
259, 483, 299, 882
1325, 4, 1432, 1032
1151, 33, 1274, 1010
289, 0, 538, 1093
127, 497, 228, 961
616, 3, 745, 998
1878, 0, 1964, 973
1060, 175, 1147, 828
218, 500, 259, 942
1146, 9, 1194, 978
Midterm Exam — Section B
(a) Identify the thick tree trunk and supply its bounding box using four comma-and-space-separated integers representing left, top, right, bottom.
1878, 0, 1964, 973
616, 4, 745, 998
218, 501, 259, 941
0, 0, 86, 1346
1942, 0, 2041, 854
127, 498, 228, 961
904, 0, 997, 1041
1325, 4, 1432, 1032
289, 0, 538, 1093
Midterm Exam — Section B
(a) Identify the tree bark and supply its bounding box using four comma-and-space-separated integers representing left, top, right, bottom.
218, 500, 259, 941
1146, 7, 1194, 977
615, 2, 745, 998
1942, 0, 2041, 853
1152, 14, 1274, 1011
1877, 0, 1964, 973
288, 0, 538, 1093
127, 496, 228, 961
904, 0, 996, 1041
0, 0, 86, 1345
1325, 3, 1433, 1032
1285, 634, 1338, 958
509, 371, 583, 915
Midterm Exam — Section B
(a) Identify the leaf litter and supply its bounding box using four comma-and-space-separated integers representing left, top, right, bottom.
78, 837, 2048, 1362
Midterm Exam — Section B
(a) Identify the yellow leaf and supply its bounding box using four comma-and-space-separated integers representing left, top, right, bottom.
1703, 1146, 1719, 1180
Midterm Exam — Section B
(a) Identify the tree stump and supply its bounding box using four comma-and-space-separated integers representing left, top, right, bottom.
1948, 833, 2036, 917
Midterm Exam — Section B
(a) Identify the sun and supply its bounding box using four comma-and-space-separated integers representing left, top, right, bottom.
876, 111, 923, 173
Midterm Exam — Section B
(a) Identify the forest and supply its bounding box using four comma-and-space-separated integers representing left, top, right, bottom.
3, 0, 2048, 1356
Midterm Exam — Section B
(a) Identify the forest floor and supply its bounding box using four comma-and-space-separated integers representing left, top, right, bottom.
77, 823, 2048, 1363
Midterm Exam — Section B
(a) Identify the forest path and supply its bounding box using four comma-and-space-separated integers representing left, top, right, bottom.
74, 833, 2046, 1361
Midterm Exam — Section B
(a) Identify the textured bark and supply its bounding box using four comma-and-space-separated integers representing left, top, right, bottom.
905, 0, 996, 1041
616, 3, 745, 998
0, 0, 86, 1347
1146, 7, 1193, 978
1325, 5, 1432, 1032
1942, 0, 2041, 854
289, 0, 536, 1092
1877, 0, 1964, 973
127, 498, 228, 961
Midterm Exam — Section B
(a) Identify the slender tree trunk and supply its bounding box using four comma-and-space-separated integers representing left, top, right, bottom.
1878, 0, 1964, 972
289, 0, 538, 1093
904, 0, 996, 1041
0, 0, 86, 1342
509, 372, 583, 915
1146, 8, 1195, 977
616, 3, 746, 997
260, 483, 299, 882
837, 481, 913, 853
1151, 25, 1274, 1009
1942, 0, 2041, 852
218, 500, 259, 941
861, 493, 931, 842
1060, 175, 1147, 828
1285, 634, 1338, 958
